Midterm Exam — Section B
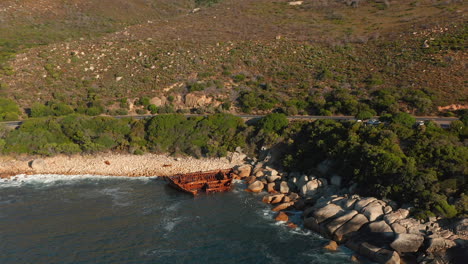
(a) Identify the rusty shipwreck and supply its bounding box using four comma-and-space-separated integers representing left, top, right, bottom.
163, 169, 234, 195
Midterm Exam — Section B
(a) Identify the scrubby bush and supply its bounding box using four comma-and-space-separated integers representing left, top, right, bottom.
356, 110, 374, 120
390, 112, 416, 127
187, 82, 206, 92
232, 73, 246, 83
137, 97, 151, 107
0, 98, 20, 121
136, 109, 147, 115
85, 106, 103, 116
147, 104, 158, 114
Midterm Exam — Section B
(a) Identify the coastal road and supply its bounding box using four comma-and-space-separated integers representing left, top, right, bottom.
0, 115, 459, 129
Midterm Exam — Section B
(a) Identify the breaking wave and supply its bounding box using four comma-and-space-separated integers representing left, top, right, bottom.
0, 174, 155, 188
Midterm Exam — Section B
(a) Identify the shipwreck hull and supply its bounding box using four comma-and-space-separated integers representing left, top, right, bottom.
164, 169, 234, 195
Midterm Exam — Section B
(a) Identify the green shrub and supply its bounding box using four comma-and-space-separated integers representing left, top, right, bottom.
221, 102, 231, 110
85, 106, 103, 116
434, 199, 458, 219
50, 103, 74, 116
257, 113, 289, 134
233, 74, 246, 83
187, 82, 206, 92
391, 112, 416, 127
133, 149, 144, 155
148, 104, 158, 114
355, 110, 374, 120
195, 0, 222, 6
158, 104, 175, 114
137, 97, 151, 107
114, 109, 128, 115
0, 138, 5, 152
136, 109, 147, 115
119, 98, 129, 109
0, 98, 21, 121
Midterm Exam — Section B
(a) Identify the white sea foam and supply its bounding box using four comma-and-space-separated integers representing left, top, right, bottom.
141, 248, 177, 257
165, 200, 182, 212
100, 187, 132, 207
162, 217, 183, 232
0, 174, 155, 188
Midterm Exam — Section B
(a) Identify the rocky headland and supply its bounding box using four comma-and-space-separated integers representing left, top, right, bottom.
235, 159, 467, 264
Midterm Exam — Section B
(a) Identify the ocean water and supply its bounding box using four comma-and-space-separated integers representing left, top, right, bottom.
0, 175, 355, 264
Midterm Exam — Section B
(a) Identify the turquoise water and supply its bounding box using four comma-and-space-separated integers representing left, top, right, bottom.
0, 175, 354, 264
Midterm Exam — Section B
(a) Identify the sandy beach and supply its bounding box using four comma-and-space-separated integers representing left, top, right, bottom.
0, 153, 245, 178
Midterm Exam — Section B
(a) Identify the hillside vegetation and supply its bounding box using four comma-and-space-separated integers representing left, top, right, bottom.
0, 0, 466, 119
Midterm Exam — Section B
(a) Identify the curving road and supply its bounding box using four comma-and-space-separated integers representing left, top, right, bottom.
0, 114, 459, 129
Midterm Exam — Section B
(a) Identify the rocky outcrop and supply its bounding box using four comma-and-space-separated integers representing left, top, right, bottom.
242, 161, 464, 264
184, 93, 213, 108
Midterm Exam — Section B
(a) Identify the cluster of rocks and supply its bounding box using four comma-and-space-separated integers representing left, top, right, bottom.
303, 195, 465, 263
233, 162, 467, 264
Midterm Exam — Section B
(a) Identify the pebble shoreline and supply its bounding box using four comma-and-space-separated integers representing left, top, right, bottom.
0, 153, 244, 178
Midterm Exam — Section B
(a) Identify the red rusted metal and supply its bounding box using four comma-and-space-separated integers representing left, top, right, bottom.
164, 169, 234, 195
